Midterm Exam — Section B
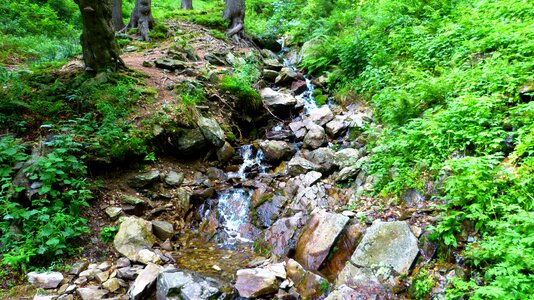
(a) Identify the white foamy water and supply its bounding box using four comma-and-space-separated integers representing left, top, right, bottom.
217, 189, 252, 243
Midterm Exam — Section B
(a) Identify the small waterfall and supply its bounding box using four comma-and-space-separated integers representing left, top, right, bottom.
296, 78, 319, 114
229, 144, 266, 180
217, 189, 252, 244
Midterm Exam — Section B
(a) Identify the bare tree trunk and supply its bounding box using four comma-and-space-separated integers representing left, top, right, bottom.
112, 0, 125, 31
125, 0, 154, 41
223, 0, 245, 38
181, 0, 193, 10
74, 0, 126, 73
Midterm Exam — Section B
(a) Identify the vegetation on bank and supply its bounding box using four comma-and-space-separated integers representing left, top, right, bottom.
247, 0, 533, 298
0, 0, 532, 298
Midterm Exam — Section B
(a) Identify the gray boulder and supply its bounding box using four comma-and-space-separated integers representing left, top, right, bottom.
286, 259, 329, 299
262, 69, 279, 82
235, 268, 278, 298
157, 269, 222, 300
27, 271, 63, 289
275, 67, 301, 86
289, 120, 309, 140
326, 116, 348, 137
165, 171, 184, 186
114, 217, 157, 262
77, 286, 108, 300
259, 140, 296, 164
154, 58, 186, 71
175, 128, 209, 154
303, 124, 327, 150
287, 156, 321, 176
197, 117, 225, 148
152, 220, 174, 241
216, 142, 235, 162
128, 170, 161, 188
336, 166, 360, 182
308, 105, 334, 126
128, 263, 163, 300
260, 88, 297, 110
264, 213, 307, 257
303, 147, 336, 173
334, 148, 362, 168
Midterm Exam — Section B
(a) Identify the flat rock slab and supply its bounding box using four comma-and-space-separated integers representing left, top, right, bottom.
27, 271, 63, 289
128, 170, 161, 188
235, 268, 278, 298
128, 263, 163, 300
264, 212, 307, 257
294, 210, 349, 270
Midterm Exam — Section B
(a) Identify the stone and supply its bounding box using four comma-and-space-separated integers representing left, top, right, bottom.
116, 266, 141, 280
116, 257, 131, 268
289, 120, 309, 140
173, 128, 209, 154
142, 60, 153, 67
70, 261, 89, 275
303, 124, 327, 150
27, 271, 63, 289
256, 195, 286, 228
103, 278, 121, 293
197, 117, 225, 148
260, 88, 298, 110
291, 80, 308, 95
156, 269, 222, 300
120, 194, 145, 206
334, 148, 363, 168
95, 271, 110, 284
303, 147, 336, 173
324, 285, 361, 300
154, 58, 186, 71
76, 286, 108, 300
56, 295, 74, 300
97, 261, 110, 271
137, 249, 162, 265
33, 293, 56, 300
204, 52, 227, 66
321, 224, 363, 281
105, 206, 122, 219
151, 220, 174, 241
128, 263, 163, 300
302, 171, 322, 187
235, 268, 278, 298
127, 170, 160, 188
216, 142, 235, 162
336, 166, 359, 182
286, 259, 329, 299
262, 69, 279, 82
263, 58, 283, 71
164, 171, 184, 186
308, 105, 334, 126
78, 267, 98, 279
275, 67, 301, 86
294, 210, 349, 270
287, 156, 321, 176
114, 217, 157, 262
265, 262, 286, 279
259, 140, 296, 164
264, 213, 307, 257
326, 117, 348, 137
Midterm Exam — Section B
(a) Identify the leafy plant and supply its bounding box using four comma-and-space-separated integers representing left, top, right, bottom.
100, 226, 119, 243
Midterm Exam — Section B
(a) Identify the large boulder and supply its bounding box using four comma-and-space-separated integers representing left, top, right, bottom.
235, 268, 278, 298
114, 217, 157, 262
303, 147, 336, 173
27, 271, 63, 289
259, 140, 296, 164
308, 105, 334, 126
294, 210, 349, 270
175, 128, 209, 154
287, 156, 321, 176
275, 67, 302, 86
157, 269, 222, 300
197, 117, 225, 148
260, 88, 297, 110
303, 124, 327, 150
264, 213, 307, 257
334, 148, 363, 168
128, 263, 163, 300
154, 58, 186, 71
326, 116, 348, 137
286, 259, 329, 299
289, 120, 309, 140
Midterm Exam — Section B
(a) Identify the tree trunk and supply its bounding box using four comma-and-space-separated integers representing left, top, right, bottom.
112, 0, 125, 31
181, 0, 193, 10
223, 0, 245, 38
74, 0, 126, 73
125, 0, 154, 41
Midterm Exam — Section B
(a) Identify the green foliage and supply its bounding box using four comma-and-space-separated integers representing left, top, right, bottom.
148, 23, 170, 40
219, 60, 263, 113
100, 226, 119, 243
409, 269, 435, 299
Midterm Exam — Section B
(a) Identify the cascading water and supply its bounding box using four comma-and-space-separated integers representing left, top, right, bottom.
216, 189, 253, 244
296, 78, 319, 114
229, 144, 266, 179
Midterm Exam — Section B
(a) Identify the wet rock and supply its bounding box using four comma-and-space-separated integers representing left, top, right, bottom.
261, 88, 298, 110
256, 195, 286, 228
308, 105, 334, 126
275, 67, 302, 86
206, 167, 226, 181
235, 268, 278, 298
263, 58, 283, 71
128, 263, 163, 300
303, 124, 326, 150
336, 166, 359, 182
197, 117, 225, 148
128, 170, 161, 189
154, 58, 186, 71
190, 187, 215, 202
266, 129, 294, 141
289, 120, 309, 140
286, 259, 329, 299
291, 80, 308, 94
262, 69, 279, 82
77, 286, 108, 300
334, 148, 363, 168
287, 156, 321, 176
321, 224, 363, 281
303, 147, 336, 173
295, 210, 349, 270
260, 140, 296, 164
264, 213, 307, 257
151, 220, 174, 241
164, 171, 184, 186
326, 117, 348, 137
105, 206, 122, 219
27, 271, 63, 289
157, 269, 223, 300
216, 141, 235, 162
137, 249, 162, 265
114, 217, 157, 262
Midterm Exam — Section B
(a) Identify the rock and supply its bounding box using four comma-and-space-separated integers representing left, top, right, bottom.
326, 117, 348, 137
291, 80, 308, 94
95, 271, 109, 284
70, 261, 89, 275
137, 249, 162, 265
336, 166, 359, 182
154, 58, 186, 71
259, 140, 296, 164
262, 69, 279, 82
302, 171, 322, 187
303, 124, 326, 150
114, 217, 157, 262
308, 105, 334, 126
128, 263, 163, 300
264, 213, 307, 257
294, 210, 349, 270
151, 220, 174, 241
261, 88, 298, 110
256, 195, 286, 228
197, 117, 225, 148
334, 148, 362, 168
275, 67, 301, 86
27, 271, 63, 289
321, 224, 363, 281
174, 128, 209, 154
287, 156, 321, 176
289, 120, 309, 140
33, 293, 57, 300
127, 170, 160, 188
164, 171, 184, 186
263, 58, 283, 71
120, 194, 145, 206
235, 268, 278, 298
117, 257, 131, 268
142, 60, 153, 67
206, 167, 226, 181
204, 52, 228, 66
156, 269, 222, 300
77, 286, 108, 300
216, 142, 235, 162
266, 129, 294, 141
303, 147, 336, 173
116, 266, 142, 280
286, 259, 329, 299
103, 278, 121, 293
290, 184, 329, 213
324, 285, 361, 300
105, 206, 122, 219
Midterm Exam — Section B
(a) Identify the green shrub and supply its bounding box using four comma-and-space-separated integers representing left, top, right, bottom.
100, 226, 119, 243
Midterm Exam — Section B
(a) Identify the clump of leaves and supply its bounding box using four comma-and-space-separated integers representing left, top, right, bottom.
100, 226, 119, 243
